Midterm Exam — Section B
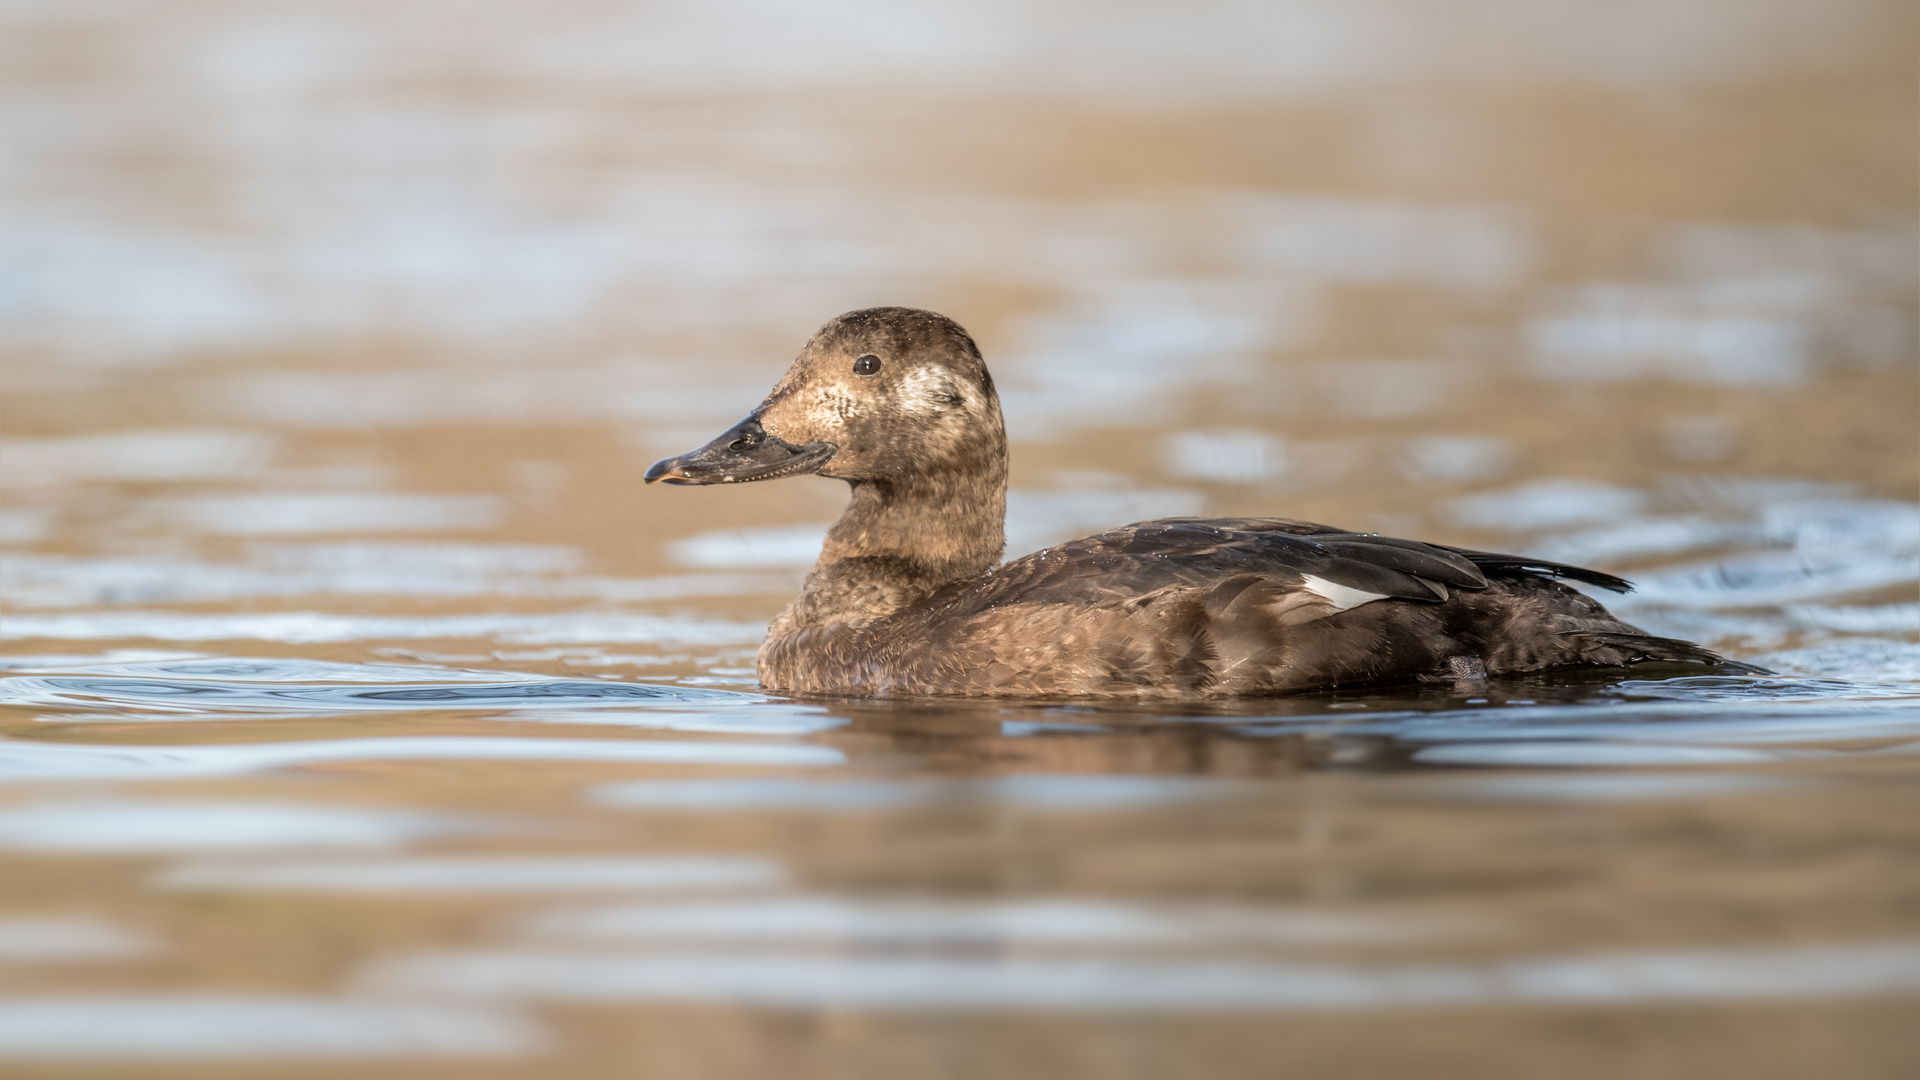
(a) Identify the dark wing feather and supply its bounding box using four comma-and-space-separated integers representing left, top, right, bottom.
1171, 520, 1633, 593
1313, 537, 1486, 591
947, 518, 1491, 616
1440, 546, 1635, 593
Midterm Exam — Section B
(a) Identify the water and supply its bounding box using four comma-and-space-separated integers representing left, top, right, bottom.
2, 0, 1916, 1076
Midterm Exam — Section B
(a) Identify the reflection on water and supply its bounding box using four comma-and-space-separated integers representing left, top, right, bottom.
0, 916, 157, 962
0, 668, 1916, 1071
157, 492, 507, 535
517, 897, 1482, 945
1407, 771, 1808, 803
1, 0, 1915, 1074
0, 998, 544, 1060
2, 550, 795, 606
0, 735, 843, 781
363, 939, 1920, 1012
0, 430, 277, 487
0, 610, 768, 645
665, 487, 1213, 570
0, 800, 484, 851
592, 774, 1256, 811
158, 855, 787, 894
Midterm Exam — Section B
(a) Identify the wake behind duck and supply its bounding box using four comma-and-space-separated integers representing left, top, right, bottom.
648, 307, 1758, 698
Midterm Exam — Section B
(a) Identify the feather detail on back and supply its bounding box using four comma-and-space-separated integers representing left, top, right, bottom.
756, 516, 1762, 697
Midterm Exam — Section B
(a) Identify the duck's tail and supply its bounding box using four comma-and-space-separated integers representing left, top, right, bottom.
1563, 630, 1775, 675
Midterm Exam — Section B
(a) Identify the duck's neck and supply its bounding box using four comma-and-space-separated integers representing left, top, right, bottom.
784, 462, 1007, 629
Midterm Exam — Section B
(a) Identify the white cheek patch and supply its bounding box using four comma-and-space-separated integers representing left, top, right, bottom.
954, 377, 986, 413
896, 365, 969, 417
1299, 574, 1392, 612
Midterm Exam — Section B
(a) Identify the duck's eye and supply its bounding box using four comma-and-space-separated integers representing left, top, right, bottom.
853, 354, 883, 377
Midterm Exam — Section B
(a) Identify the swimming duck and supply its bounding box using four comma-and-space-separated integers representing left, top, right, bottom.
647, 307, 1755, 698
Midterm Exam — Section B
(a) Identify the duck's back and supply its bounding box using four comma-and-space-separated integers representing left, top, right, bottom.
758, 517, 1734, 698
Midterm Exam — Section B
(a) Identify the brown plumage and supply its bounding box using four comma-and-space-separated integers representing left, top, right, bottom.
647, 307, 1760, 699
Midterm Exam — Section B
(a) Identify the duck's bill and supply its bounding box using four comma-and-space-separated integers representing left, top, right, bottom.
644, 416, 837, 485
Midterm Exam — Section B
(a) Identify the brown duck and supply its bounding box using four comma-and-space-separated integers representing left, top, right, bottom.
647, 307, 1755, 698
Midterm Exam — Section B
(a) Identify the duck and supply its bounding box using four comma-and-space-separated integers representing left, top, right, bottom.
646, 307, 1759, 698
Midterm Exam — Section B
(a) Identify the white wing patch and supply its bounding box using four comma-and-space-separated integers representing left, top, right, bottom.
1299, 574, 1392, 612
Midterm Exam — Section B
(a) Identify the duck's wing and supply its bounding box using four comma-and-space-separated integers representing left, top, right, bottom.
885, 518, 1751, 697
942, 516, 1634, 618
1432, 546, 1631, 593
1184, 517, 1635, 593
935, 518, 1450, 615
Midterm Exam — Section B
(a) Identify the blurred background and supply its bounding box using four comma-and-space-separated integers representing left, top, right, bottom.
0, 0, 1916, 1076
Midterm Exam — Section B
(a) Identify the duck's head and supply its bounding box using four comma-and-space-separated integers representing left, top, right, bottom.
646, 307, 1004, 488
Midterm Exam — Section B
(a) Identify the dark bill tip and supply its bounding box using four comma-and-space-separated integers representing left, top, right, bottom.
642, 456, 691, 484
645, 416, 836, 486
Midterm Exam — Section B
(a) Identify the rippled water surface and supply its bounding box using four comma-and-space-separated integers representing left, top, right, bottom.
2, 0, 1917, 1076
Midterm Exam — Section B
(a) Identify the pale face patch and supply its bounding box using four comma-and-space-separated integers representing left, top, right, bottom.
895, 365, 971, 417
780, 383, 870, 434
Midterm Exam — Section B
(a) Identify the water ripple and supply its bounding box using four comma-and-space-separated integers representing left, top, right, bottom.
0, 736, 843, 782
361, 940, 1920, 1012
0, 997, 542, 1059
157, 855, 786, 894
0, 653, 761, 721
1, 675, 742, 714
